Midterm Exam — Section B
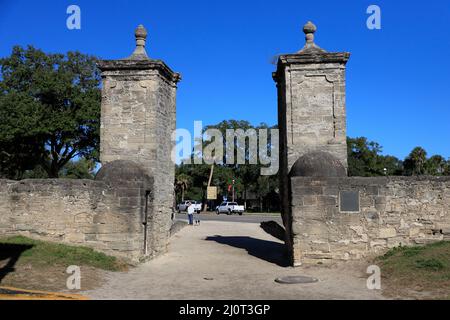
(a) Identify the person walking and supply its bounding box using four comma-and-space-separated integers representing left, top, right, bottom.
187, 201, 194, 225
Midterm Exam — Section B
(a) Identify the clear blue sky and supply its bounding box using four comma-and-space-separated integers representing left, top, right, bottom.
0, 0, 449, 160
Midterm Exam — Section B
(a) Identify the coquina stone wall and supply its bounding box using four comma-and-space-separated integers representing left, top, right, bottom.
0, 160, 154, 263
290, 176, 450, 266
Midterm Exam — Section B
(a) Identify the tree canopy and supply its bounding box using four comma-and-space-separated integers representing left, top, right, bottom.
0, 46, 101, 179
176, 120, 279, 211
347, 137, 404, 176
348, 138, 449, 177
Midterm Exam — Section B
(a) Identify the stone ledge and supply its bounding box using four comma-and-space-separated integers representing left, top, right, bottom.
278, 52, 350, 66
98, 59, 181, 84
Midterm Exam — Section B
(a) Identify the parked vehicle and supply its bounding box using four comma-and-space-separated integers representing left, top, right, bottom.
216, 202, 245, 215
177, 200, 202, 213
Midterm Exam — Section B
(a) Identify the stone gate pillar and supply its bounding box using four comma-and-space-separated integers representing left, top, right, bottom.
273, 22, 350, 265
274, 21, 350, 171
98, 25, 181, 258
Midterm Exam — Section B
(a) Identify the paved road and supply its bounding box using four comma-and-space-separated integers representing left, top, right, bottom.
175, 213, 283, 225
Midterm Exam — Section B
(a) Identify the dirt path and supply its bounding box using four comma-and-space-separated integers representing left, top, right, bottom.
82, 221, 385, 300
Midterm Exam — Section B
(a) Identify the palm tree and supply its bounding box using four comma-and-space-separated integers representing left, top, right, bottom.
426, 155, 446, 175
175, 173, 192, 202
405, 147, 427, 175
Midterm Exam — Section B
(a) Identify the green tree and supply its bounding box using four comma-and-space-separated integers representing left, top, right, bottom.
379, 155, 404, 176
348, 137, 380, 176
0, 92, 46, 179
175, 173, 192, 202
252, 174, 279, 212
347, 137, 404, 177
425, 155, 446, 176
404, 147, 427, 176
203, 120, 252, 166
176, 120, 279, 211
444, 160, 450, 176
0, 46, 101, 179
60, 158, 96, 179
176, 162, 210, 202
203, 120, 277, 205
21, 165, 49, 179
236, 164, 260, 207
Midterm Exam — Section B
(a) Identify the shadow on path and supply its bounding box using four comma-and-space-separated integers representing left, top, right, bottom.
205, 235, 288, 267
0, 243, 33, 283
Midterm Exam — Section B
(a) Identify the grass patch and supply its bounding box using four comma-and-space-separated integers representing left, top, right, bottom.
415, 258, 445, 271
0, 236, 126, 271
376, 241, 450, 299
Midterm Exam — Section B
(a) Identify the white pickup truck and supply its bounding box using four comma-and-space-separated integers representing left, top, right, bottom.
216, 202, 245, 215
177, 200, 202, 213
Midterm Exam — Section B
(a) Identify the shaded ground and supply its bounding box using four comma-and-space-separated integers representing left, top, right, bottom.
0, 263, 105, 293
205, 235, 289, 267
83, 221, 384, 300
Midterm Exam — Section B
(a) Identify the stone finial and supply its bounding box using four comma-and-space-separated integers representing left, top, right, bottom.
303, 21, 317, 44
298, 21, 326, 54
129, 24, 149, 60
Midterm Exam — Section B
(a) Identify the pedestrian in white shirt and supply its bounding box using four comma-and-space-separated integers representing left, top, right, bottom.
187, 202, 194, 225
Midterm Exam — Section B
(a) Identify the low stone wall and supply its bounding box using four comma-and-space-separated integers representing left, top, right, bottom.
0, 171, 150, 263
290, 176, 450, 265
0, 179, 143, 262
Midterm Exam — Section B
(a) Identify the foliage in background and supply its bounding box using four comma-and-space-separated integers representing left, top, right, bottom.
60, 158, 96, 179
16, 158, 96, 180
0, 46, 101, 179
175, 173, 192, 202
347, 137, 449, 177
177, 120, 279, 211
347, 137, 404, 176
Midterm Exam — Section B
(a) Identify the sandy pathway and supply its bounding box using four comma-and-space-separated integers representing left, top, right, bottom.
82, 221, 385, 300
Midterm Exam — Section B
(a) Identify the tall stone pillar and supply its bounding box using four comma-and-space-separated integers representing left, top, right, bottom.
273, 22, 350, 265
98, 25, 181, 258
274, 21, 350, 171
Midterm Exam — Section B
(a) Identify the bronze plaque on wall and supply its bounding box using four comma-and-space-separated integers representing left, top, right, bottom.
340, 191, 360, 212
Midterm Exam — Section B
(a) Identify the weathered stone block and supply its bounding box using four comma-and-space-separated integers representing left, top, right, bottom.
317, 196, 337, 206
370, 240, 387, 248
379, 228, 397, 239
64, 233, 86, 242
387, 237, 411, 248
409, 227, 422, 237
364, 210, 379, 222
302, 195, 317, 206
